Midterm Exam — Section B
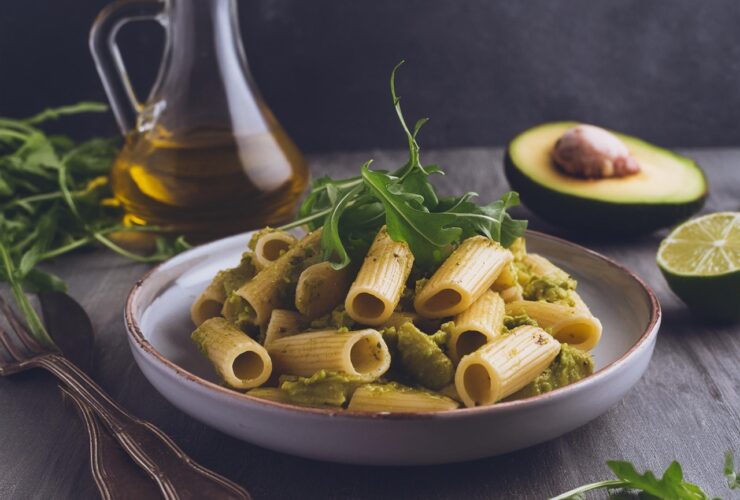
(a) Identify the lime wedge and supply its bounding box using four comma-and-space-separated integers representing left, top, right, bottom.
657, 212, 740, 321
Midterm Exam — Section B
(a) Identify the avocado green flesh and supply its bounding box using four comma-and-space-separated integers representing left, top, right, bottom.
395, 322, 454, 390
505, 122, 707, 234
279, 370, 365, 407
507, 344, 594, 400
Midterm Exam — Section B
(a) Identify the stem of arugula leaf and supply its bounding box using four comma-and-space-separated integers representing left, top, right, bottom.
1, 191, 65, 211
548, 479, 628, 500
0, 241, 54, 347
0, 129, 29, 141
92, 233, 165, 263
277, 207, 335, 231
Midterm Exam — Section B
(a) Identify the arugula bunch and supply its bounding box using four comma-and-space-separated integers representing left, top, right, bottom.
280, 62, 527, 270
551, 452, 739, 499
0, 103, 187, 346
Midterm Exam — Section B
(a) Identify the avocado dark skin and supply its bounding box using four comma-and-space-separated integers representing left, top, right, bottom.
504, 151, 708, 237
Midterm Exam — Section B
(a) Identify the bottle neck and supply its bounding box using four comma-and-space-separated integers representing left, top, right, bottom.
145, 0, 268, 136
167, 0, 243, 68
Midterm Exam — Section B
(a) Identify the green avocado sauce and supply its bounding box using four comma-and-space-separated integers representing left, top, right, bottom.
503, 312, 539, 333
219, 252, 256, 295
395, 322, 454, 390
516, 261, 577, 306
508, 344, 594, 400
221, 292, 256, 333
309, 305, 356, 330
279, 370, 366, 407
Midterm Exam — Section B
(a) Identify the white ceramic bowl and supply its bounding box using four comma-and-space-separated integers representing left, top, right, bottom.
125, 231, 660, 465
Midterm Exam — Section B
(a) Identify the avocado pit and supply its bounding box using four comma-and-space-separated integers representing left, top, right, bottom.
552, 124, 641, 179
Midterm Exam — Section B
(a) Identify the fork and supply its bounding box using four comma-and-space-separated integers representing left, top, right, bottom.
0, 296, 251, 500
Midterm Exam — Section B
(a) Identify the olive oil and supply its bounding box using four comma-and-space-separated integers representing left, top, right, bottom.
111, 127, 308, 242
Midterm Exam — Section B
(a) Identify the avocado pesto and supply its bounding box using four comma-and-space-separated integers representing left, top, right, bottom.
279, 370, 365, 407
503, 312, 539, 332
508, 344, 594, 400
516, 261, 577, 306
221, 292, 256, 332
395, 322, 454, 390
219, 253, 256, 295
309, 306, 356, 330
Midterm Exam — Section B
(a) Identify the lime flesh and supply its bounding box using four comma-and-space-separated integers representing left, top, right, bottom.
657, 212, 740, 321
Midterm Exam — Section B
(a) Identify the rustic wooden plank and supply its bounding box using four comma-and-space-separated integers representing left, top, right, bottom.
0, 147, 737, 499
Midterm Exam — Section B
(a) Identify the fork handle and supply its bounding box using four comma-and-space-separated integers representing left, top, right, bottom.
36, 354, 250, 500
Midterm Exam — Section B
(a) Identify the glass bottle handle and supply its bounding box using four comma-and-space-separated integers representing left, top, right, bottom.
89, 0, 166, 135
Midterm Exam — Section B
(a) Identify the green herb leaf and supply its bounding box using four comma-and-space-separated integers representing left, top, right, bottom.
321, 181, 365, 269
22, 268, 67, 293
281, 62, 527, 271
362, 165, 461, 269
606, 460, 709, 500
0, 102, 187, 347
726, 452, 739, 490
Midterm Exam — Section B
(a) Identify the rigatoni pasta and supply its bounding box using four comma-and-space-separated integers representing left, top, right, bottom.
190, 226, 600, 413
234, 229, 322, 328
267, 328, 391, 381
295, 261, 352, 318
447, 290, 505, 362
264, 309, 305, 347
348, 384, 459, 412
345, 227, 414, 326
505, 300, 602, 351
192, 318, 272, 389
191, 254, 255, 326
252, 230, 297, 270
455, 325, 560, 407
414, 236, 513, 318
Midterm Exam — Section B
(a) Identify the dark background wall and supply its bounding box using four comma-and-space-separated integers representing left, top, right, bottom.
2, 0, 740, 152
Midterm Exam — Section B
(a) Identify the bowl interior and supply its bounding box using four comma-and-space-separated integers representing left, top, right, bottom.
135, 232, 654, 388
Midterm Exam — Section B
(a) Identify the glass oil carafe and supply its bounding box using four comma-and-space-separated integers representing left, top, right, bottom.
91, 0, 308, 242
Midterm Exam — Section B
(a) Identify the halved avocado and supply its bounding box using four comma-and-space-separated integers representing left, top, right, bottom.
504, 122, 708, 235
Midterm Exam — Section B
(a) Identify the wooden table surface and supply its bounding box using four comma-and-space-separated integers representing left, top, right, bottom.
0, 148, 738, 500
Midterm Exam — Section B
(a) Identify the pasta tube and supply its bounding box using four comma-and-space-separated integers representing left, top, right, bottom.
415, 236, 513, 318
491, 262, 518, 291
499, 284, 524, 303
347, 384, 459, 412
455, 325, 560, 407
191, 318, 272, 389
345, 227, 414, 326
264, 309, 306, 347
252, 231, 297, 270
248, 387, 292, 404
267, 328, 391, 380
191, 274, 227, 327
190, 254, 255, 326
295, 261, 353, 319
448, 290, 505, 362
521, 254, 570, 281
505, 300, 602, 351
235, 229, 322, 328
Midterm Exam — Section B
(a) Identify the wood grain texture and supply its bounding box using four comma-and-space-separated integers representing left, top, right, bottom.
0, 148, 738, 500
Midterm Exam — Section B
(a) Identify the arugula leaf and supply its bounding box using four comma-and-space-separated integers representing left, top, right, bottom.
362, 165, 461, 269
282, 62, 527, 272
321, 181, 365, 269
607, 460, 708, 500
550, 456, 734, 500
0, 102, 188, 347
725, 452, 739, 490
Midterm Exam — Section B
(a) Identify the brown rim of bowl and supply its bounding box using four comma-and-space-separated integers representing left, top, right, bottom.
124, 230, 661, 420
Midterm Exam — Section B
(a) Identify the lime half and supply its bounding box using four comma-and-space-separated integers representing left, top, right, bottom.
657, 211, 740, 321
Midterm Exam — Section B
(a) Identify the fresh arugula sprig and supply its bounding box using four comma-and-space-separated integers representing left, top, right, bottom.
280, 61, 527, 270
0, 103, 188, 347
725, 452, 739, 490
551, 453, 738, 499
